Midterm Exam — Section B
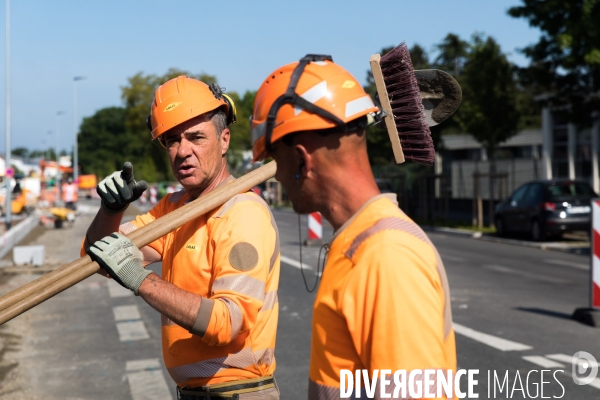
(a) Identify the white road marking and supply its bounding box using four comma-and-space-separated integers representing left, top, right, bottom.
544, 259, 588, 270
126, 358, 172, 400
522, 355, 565, 368
483, 264, 568, 284
108, 279, 133, 297
127, 358, 162, 371
274, 221, 292, 227
586, 377, 600, 390
453, 323, 532, 351
547, 353, 599, 369
280, 255, 314, 270
113, 305, 141, 321
116, 321, 150, 341
523, 354, 600, 390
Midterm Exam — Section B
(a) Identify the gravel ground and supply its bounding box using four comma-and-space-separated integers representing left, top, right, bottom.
0, 202, 141, 399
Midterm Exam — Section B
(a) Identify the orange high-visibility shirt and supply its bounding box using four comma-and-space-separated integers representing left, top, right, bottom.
110, 188, 279, 388
62, 183, 78, 202
308, 194, 456, 399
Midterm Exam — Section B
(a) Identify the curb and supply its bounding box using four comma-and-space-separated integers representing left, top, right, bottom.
423, 225, 589, 254
422, 226, 483, 239
0, 215, 40, 260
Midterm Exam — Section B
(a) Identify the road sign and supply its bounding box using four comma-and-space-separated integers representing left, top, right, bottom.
308, 212, 323, 241
304, 212, 324, 246
5, 167, 14, 178
592, 199, 600, 309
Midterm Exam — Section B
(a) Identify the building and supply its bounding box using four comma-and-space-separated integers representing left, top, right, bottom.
540, 108, 600, 193
439, 129, 543, 200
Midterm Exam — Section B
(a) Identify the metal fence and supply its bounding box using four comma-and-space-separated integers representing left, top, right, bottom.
451, 158, 541, 200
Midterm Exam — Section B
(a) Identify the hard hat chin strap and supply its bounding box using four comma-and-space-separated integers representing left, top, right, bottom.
264, 54, 348, 154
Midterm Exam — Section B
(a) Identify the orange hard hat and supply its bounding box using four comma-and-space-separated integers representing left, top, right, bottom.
251, 55, 379, 161
147, 75, 237, 141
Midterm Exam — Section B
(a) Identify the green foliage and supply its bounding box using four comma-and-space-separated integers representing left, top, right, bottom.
78, 107, 129, 178
29, 148, 56, 160
409, 44, 430, 70
456, 35, 521, 153
77, 68, 256, 181
364, 34, 539, 167
434, 33, 470, 76
11, 147, 29, 158
508, 0, 600, 122
227, 90, 256, 173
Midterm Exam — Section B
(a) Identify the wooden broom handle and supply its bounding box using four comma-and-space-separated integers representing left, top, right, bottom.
0, 161, 277, 326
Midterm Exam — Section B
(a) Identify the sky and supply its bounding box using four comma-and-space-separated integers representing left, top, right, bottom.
0, 0, 542, 156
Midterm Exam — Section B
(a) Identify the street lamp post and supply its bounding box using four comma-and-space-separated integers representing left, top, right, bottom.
73, 76, 86, 184
4, 0, 11, 229
46, 130, 53, 162
56, 111, 64, 200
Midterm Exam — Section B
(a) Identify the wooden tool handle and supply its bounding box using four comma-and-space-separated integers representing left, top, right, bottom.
369, 54, 405, 164
0, 161, 277, 325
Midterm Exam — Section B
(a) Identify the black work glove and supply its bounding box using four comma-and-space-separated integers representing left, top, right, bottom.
97, 162, 148, 214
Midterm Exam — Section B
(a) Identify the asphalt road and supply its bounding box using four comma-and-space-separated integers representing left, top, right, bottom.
0, 198, 598, 399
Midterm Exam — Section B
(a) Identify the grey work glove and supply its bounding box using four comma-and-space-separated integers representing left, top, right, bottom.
87, 233, 152, 295
97, 162, 148, 214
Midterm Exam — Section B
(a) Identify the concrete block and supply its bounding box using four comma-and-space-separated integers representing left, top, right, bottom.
13, 245, 45, 266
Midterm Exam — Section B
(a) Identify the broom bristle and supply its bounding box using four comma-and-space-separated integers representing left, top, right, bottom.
380, 43, 434, 166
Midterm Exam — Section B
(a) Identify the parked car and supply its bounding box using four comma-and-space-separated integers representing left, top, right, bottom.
494, 180, 597, 241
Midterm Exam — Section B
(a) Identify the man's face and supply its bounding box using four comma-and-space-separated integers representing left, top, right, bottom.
270, 142, 305, 213
162, 114, 229, 193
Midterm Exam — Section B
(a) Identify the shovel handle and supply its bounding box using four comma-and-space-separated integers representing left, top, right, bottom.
0, 162, 277, 325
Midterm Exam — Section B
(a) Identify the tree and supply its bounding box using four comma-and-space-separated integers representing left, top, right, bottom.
11, 147, 29, 159
226, 90, 256, 173
434, 33, 470, 76
30, 148, 56, 160
78, 107, 129, 178
508, 0, 600, 122
410, 44, 430, 70
425, 33, 472, 149
456, 35, 521, 226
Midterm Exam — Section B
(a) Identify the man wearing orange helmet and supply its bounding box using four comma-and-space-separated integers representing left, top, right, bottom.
83, 76, 281, 399
251, 55, 456, 399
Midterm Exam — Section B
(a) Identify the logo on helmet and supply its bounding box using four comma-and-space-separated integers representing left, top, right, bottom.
164, 102, 183, 112
342, 80, 356, 89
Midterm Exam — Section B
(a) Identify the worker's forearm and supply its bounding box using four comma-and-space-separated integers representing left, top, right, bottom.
138, 273, 201, 331
85, 208, 124, 246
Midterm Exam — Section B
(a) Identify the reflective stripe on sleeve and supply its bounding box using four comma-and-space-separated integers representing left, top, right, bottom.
218, 297, 243, 340
212, 275, 266, 302
119, 221, 138, 235
343, 216, 454, 340
167, 347, 275, 383
260, 291, 278, 312
344, 217, 430, 260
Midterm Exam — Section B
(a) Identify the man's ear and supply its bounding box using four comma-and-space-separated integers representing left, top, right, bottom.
294, 144, 311, 178
219, 128, 231, 156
